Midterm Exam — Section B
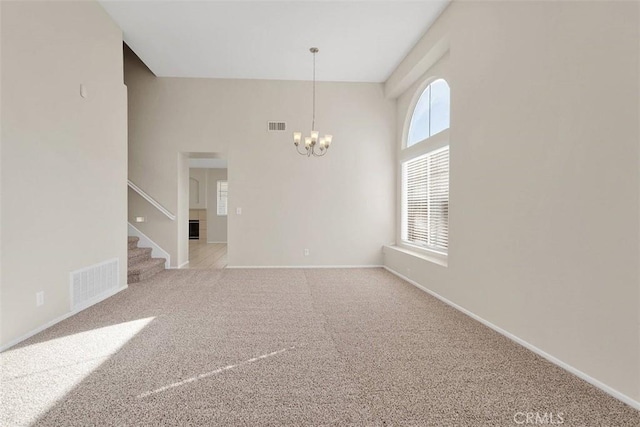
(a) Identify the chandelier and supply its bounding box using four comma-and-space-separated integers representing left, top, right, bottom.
293, 47, 332, 157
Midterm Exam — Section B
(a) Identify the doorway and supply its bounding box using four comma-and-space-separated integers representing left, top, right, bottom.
185, 153, 228, 269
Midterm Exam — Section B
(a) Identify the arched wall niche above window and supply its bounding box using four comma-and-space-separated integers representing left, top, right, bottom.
189, 177, 200, 204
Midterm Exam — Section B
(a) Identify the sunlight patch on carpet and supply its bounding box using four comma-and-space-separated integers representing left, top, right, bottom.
0, 317, 155, 426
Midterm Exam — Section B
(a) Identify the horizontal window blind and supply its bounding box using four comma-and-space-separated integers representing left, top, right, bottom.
217, 180, 228, 216
402, 146, 449, 253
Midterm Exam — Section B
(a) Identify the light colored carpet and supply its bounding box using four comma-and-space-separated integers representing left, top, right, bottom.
1, 268, 638, 426
128, 236, 166, 283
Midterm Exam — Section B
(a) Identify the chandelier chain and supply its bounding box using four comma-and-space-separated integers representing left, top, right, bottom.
312, 50, 316, 131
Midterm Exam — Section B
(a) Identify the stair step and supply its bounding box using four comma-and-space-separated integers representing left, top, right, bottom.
128, 236, 140, 250
128, 257, 166, 284
128, 247, 152, 266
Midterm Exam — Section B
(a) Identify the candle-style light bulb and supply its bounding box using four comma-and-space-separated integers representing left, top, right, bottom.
324, 135, 333, 148
293, 132, 302, 146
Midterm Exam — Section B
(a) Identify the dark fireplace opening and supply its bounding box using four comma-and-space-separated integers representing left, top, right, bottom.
189, 220, 199, 240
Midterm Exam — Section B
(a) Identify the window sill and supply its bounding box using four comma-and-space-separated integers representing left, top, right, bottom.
383, 244, 448, 268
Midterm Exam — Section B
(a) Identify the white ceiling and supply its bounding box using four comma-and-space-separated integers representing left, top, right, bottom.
99, 0, 450, 82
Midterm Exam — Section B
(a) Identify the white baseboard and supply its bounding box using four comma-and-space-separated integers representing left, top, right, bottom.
382, 266, 640, 411
0, 285, 128, 353
172, 261, 190, 269
225, 265, 383, 269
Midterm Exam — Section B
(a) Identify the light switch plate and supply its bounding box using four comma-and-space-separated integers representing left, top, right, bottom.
36, 291, 44, 307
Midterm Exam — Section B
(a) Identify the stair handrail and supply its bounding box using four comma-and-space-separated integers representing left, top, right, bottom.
127, 179, 176, 221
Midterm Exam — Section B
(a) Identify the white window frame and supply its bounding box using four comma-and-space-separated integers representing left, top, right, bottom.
400, 77, 450, 262
217, 180, 228, 216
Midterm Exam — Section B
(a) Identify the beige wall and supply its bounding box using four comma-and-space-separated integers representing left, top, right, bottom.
177, 153, 189, 265
1, 2, 4, 344
1, 1, 127, 348
384, 1, 640, 402
206, 168, 228, 243
125, 48, 395, 267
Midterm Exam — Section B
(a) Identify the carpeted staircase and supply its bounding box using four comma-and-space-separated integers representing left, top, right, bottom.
128, 236, 166, 284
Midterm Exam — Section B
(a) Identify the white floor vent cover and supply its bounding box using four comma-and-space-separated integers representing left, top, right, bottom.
70, 258, 119, 311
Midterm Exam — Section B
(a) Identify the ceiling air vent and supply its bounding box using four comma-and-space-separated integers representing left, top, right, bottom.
268, 121, 286, 132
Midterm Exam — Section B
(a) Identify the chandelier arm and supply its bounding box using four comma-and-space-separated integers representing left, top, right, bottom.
311, 147, 328, 157
295, 145, 309, 156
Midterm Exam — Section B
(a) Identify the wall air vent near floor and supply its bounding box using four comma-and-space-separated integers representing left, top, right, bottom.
70, 258, 119, 312
267, 121, 287, 132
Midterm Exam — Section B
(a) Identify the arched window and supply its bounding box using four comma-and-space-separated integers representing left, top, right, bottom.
407, 78, 450, 147
401, 78, 450, 257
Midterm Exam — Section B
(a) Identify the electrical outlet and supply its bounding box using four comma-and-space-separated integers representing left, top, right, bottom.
304, 249, 310, 256
236, 207, 242, 215
36, 291, 44, 307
